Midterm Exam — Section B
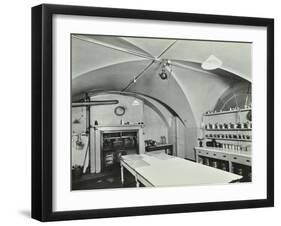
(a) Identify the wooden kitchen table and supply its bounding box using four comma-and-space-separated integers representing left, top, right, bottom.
120, 151, 242, 187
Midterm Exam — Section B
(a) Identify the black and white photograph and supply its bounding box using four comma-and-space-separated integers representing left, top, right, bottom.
71, 34, 252, 190
30, 3, 274, 222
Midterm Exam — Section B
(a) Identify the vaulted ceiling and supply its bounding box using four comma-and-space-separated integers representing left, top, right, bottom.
72, 34, 252, 128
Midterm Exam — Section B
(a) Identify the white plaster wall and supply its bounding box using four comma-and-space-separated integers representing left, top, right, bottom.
143, 104, 169, 142
90, 94, 143, 126
72, 106, 87, 134
172, 66, 231, 126
90, 93, 169, 143
71, 107, 88, 167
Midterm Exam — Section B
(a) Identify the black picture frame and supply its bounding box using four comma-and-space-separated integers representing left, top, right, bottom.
32, 3, 274, 222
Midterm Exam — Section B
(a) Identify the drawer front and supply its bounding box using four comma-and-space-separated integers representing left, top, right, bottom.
196, 149, 210, 157
196, 149, 229, 161
231, 155, 251, 166
215, 152, 229, 161
196, 149, 251, 166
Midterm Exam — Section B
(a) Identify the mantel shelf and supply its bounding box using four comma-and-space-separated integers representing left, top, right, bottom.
93, 125, 144, 131
103, 136, 137, 140
93, 125, 143, 128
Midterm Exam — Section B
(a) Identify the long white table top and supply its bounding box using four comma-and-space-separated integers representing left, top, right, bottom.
121, 152, 242, 187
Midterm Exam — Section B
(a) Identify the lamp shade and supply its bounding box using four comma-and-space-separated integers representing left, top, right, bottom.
201, 55, 222, 70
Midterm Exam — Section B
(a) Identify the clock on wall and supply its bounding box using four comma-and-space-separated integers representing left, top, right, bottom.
114, 106, 126, 116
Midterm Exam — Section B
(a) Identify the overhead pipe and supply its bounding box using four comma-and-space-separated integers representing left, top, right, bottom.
121, 60, 156, 91
72, 100, 119, 107
121, 41, 177, 92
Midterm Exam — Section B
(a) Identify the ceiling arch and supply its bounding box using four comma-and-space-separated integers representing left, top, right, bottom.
72, 36, 149, 78
72, 35, 252, 81
72, 35, 252, 127
89, 90, 173, 128
73, 60, 196, 128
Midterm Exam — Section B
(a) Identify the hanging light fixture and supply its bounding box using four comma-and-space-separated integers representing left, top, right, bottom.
159, 68, 168, 80
159, 60, 170, 80
201, 54, 222, 70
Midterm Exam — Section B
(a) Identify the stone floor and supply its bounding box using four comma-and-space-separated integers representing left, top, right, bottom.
72, 165, 137, 190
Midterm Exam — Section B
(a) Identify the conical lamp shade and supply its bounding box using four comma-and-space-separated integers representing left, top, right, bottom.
201, 55, 222, 70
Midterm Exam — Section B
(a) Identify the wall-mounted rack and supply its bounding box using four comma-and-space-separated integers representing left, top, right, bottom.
204, 107, 251, 116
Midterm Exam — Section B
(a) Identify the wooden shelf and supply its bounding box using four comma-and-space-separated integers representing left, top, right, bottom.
204, 108, 251, 116
103, 136, 136, 140
205, 137, 251, 142
103, 146, 137, 152
205, 128, 251, 131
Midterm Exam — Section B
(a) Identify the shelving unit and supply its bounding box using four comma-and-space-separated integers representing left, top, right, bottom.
195, 107, 252, 181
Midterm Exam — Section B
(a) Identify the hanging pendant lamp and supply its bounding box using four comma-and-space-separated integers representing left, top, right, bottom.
201, 54, 222, 70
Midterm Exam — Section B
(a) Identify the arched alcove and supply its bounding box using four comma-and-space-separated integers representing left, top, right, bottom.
214, 82, 252, 111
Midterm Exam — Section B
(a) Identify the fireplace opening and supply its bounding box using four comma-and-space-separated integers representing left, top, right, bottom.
101, 130, 139, 171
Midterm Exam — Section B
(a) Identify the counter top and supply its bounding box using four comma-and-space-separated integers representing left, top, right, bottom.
194, 147, 251, 158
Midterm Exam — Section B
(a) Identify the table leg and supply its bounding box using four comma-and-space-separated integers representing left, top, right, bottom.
135, 176, 140, 187
229, 161, 233, 173
121, 163, 124, 184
